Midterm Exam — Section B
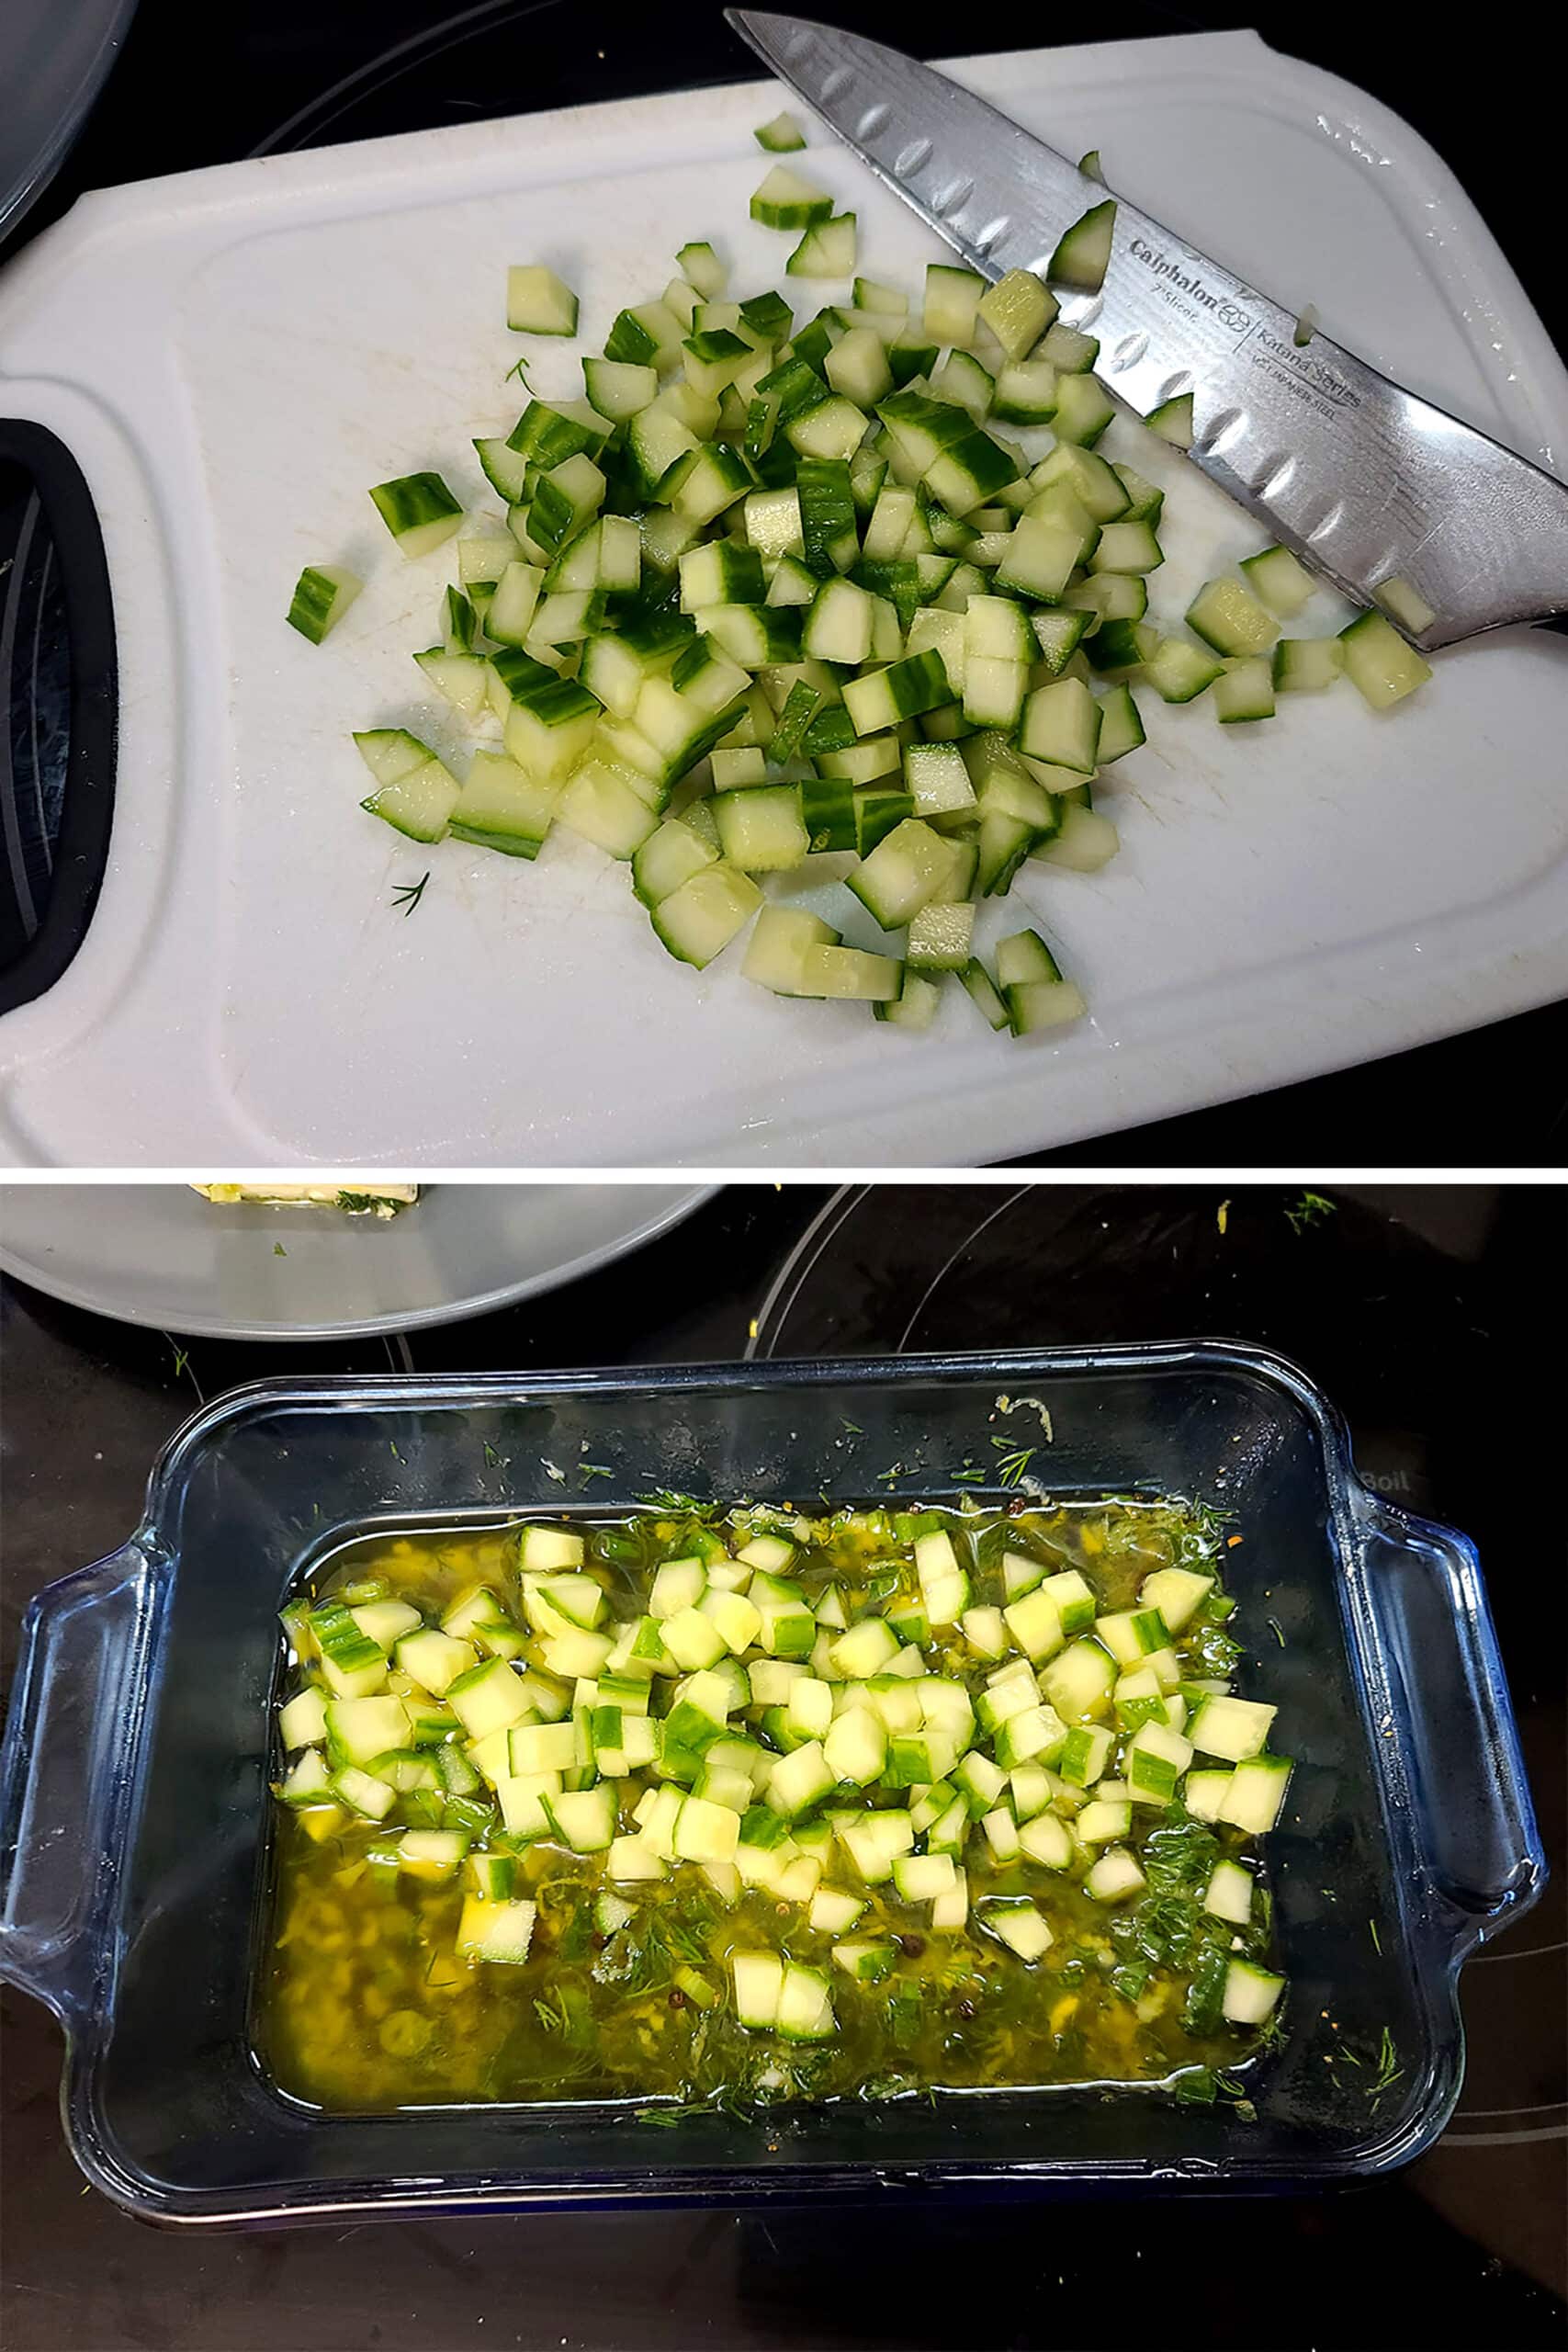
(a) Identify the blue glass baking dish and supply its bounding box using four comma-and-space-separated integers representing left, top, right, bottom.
0, 1343, 1544, 2225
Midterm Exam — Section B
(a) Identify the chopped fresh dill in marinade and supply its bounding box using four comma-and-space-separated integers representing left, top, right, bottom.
259, 1495, 1290, 2111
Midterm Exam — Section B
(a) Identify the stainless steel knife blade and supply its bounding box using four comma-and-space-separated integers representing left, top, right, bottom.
728, 11, 1568, 649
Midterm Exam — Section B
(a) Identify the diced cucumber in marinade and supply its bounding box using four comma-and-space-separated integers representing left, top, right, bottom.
274, 1488, 1288, 2103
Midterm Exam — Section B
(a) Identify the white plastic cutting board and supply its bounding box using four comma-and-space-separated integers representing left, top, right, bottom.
1, 32, 1564, 1168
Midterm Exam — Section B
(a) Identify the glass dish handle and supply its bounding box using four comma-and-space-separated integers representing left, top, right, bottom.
1360, 1498, 1547, 1950
0, 1544, 152, 2020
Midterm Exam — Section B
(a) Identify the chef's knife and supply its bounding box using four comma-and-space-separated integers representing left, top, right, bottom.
727, 12, 1568, 650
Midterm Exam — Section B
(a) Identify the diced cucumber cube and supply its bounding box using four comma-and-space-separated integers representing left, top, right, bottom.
507, 265, 578, 335
1222, 1959, 1284, 2025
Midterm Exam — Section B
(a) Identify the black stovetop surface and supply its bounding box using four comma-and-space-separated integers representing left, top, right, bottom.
3, 1182, 1563, 2349
1, 0, 1564, 1160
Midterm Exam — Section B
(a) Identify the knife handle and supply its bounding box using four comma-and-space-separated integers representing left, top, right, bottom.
0, 417, 117, 1019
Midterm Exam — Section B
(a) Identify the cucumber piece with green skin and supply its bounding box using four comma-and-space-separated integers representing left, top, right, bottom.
287, 564, 361, 643
990, 359, 1058, 424
877, 390, 976, 471
787, 213, 857, 278
825, 324, 893, 408
1339, 609, 1433, 708
505, 397, 611, 467
1087, 617, 1158, 675
1239, 541, 1314, 617
713, 784, 809, 871
976, 268, 1058, 360
1029, 444, 1128, 514
1146, 392, 1194, 448
1093, 683, 1145, 763
1186, 577, 1280, 658
1218, 1754, 1293, 1833
852, 276, 907, 320
1111, 460, 1164, 521
801, 576, 874, 665
369, 471, 463, 557
682, 327, 754, 400
905, 741, 977, 822
1034, 805, 1119, 871
886, 334, 940, 386
931, 350, 995, 423
1028, 609, 1091, 676
1272, 636, 1344, 692
506, 265, 577, 335
1085, 1847, 1145, 1903
1040, 321, 1100, 374
696, 602, 803, 669
354, 729, 459, 842
785, 393, 869, 463
604, 300, 685, 368
994, 513, 1081, 603
1188, 1692, 1277, 1760
1374, 573, 1438, 636
1145, 636, 1224, 704
843, 649, 951, 734
1051, 374, 1117, 448
754, 110, 807, 153
924, 430, 1020, 519
1049, 199, 1117, 290
797, 943, 902, 1001
924, 263, 987, 346
447, 750, 559, 860
663, 277, 699, 332
795, 458, 860, 575
852, 782, 914, 855
556, 759, 660, 859
907, 900, 975, 971
985, 1899, 1053, 1961
1222, 1958, 1284, 2024
960, 957, 1010, 1030
1213, 656, 1276, 723
649, 863, 762, 968
750, 164, 834, 229
631, 814, 721, 907
677, 239, 728, 297
873, 969, 942, 1031
1090, 519, 1164, 575
1020, 676, 1101, 775
484, 560, 545, 653
742, 906, 840, 994
846, 817, 959, 928
1065, 573, 1148, 628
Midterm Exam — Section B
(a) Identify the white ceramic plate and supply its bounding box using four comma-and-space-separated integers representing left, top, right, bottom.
0, 1182, 714, 1337
0, 33, 1563, 1166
